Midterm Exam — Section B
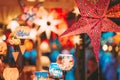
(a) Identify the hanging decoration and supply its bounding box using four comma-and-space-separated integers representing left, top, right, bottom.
34, 10, 61, 39
49, 63, 63, 78
7, 33, 21, 45
15, 26, 30, 39
7, 20, 19, 32
41, 56, 51, 68
0, 41, 7, 55
3, 68, 19, 80
57, 54, 74, 71
24, 39, 34, 51
61, 0, 120, 62
34, 71, 48, 80
40, 40, 51, 53
17, 0, 39, 26
106, 4, 120, 18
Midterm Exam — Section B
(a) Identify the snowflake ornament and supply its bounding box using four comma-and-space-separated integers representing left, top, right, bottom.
34, 10, 61, 39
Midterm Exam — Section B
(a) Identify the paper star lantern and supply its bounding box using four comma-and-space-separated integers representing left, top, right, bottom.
61, 0, 120, 62
34, 11, 61, 39
20, 6, 38, 26
17, 1, 39, 26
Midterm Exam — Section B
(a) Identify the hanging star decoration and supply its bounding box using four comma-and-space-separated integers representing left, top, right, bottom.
61, 0, 120, 62
17, 1, 39, 26
34, 10, 61, 39
106, 4, 120, 18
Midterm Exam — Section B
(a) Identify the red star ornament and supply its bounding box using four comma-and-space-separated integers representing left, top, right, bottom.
61, 0, 120, 62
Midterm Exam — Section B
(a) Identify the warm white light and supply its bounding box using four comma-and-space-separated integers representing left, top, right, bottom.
29, 29, 37, 41
102, 44, 108, 51
34, 10, 61, 39
40, 41, 51, 53
72, 35, 81, 44
41, 56, 50, 67
72, 6, 80, 16
7, 20, 19, 32
3, 68, 19, 80
108, 45, 113, 52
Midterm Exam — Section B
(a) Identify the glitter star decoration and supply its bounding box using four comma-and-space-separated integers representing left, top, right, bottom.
61, 0, 120, 62
17, 1, 39, 26
34, 10, 61, 39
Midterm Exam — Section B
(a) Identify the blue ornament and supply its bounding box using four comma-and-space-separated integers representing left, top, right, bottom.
101, 32, 115, 40
24, 49, 37, 63
65, 70, 75, 80
49, 51, 60, 62
24, 51, 30, 59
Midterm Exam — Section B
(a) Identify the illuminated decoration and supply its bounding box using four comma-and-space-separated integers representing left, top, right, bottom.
3, 68, 19, 80
115, 46, 119, 52
49, 63, 63, 78
41, 56, 51, 67
72, 6, 80, 16
57, 54, 74, 71
24, 39, 33, 51
24, 49, 37, 63
34, 10, 61, 39
106, 4, 120, 18
7, 33, 21, 45
59, 36, 74, 48
29, 29, 37, 41
34, 71, 48, 80
108, 45, 112, 52
101, 32, 115, 45
40, 40, 51, 53
0, 35, 6, 42
49, 51, 60, 62
72, 35, 81, 44
57, 18, 68, 36
17, 0, 39, 26
7, 20, 19, 32
0, 42, 7, 55
15, 26, 30, 39
102, 44, 113, 52
61, 0, 120, 62
113, 33, 120, 44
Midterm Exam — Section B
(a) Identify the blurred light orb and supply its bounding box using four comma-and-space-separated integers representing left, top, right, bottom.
7, 20, 19, 32
61, 49, 70, 54
40, 41, 51, 53
102, 44, 108, 51
115, 46, 119, 52
0, 42, 7, 55
41, 56, 51, 67
3, 68, 19, 80
108, 45, 113, 52
24, 39, 33, 51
